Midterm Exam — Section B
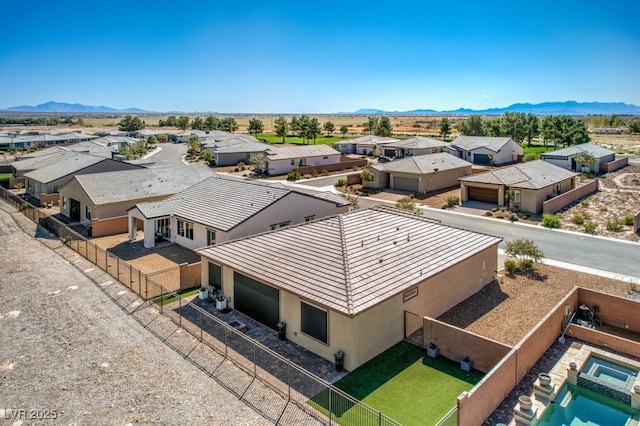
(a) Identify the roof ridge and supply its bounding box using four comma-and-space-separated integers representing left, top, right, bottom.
337, 214, 355, 316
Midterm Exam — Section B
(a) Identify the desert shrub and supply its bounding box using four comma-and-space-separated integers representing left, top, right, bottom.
234, 167, 239, 172
504, 259, 518, 275
606, 218, 625, 232
599, 206, 608, 212
623, 214, 635, 226
505, 238, 544, 273
321, 169, 329, 176
509, 213, 519, 222
523, 152, 539, 162
571, 213, 585, 225
491, 207, 498, 212
496, 213, 504, 219
632, 178, 640, 186
580, 199, 590, 208
237, 161, 246, 168
485, 211, 493, 216
542, 213, 562, 228
311, 169, 318, 177
352, 165, 359, 171
583, 221, 597, 234
444, 195, 459, 208
334, 178, 347, 187
287, 171, 301, 181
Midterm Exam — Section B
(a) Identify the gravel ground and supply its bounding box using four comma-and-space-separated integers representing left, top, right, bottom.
0, 202, 271, 425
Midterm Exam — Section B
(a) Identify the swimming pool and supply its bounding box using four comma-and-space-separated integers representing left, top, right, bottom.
537, 384, 640, 426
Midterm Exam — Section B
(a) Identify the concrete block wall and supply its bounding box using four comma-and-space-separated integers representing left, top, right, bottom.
542, 180, 597, 214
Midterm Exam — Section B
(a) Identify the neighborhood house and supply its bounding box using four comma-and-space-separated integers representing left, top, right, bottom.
540, 142, 622, 173
447, 136, 523, 165
197, 206, 501, 371
264, 145, 341, 175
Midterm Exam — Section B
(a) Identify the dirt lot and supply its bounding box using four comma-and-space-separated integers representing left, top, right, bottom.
0, 202, 269, 425
437, 263, 640, 346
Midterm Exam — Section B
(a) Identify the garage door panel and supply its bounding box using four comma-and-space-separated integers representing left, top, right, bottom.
393, 176, 419, 192
234, 272, 279, 330
468, 186, 499, 204
474, 154, 491, 165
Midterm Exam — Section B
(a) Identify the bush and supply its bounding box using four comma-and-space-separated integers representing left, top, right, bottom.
311, 169, 318, 177
334, 178, 347, 187
321, 169, 329, 176
504, 259, 518, 275
583, 221, 597, 234
509, 213, 519, 222
580, 199, 590, 208
571, 213, 585, 225
352, 165, 359, 171
491, 207, 498, 212
287, 171, 301, 181
485, 211, 493, 216
234, 167, 239, 172
623, 214, 635, 226
606, 218, 625, 232
542, 213, 562, 228
444, 195, 459, 208
496, 213, 504, 219
523, 152, 539, 162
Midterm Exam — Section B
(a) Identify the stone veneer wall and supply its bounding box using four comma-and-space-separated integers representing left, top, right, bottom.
577, 372, 632, 405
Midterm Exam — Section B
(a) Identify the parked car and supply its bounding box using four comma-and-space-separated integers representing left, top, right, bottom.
378, 156, 392, 163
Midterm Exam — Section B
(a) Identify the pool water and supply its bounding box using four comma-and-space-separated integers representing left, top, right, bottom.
537, 384, 639, 426
583, 355, 638, 389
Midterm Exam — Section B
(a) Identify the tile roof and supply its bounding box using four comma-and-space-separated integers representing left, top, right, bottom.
459, 160, 577, 189
451, 136, 514, 152
265, 144, 340, 160
72, 164, 217, 206
336, 135, 399, 146
24, 153, 111, 183
371, 153, 472, 174
202, 137, 269, 154
310, 191, 352, 207
387, 136, 448, 150
539, 143, 614, 159
197, 205, 501, 316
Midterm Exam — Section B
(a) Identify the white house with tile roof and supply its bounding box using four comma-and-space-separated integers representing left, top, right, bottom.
540, 143, 617, 172
128, 176, 351, 249
264, 145, 341, 175
333, 135, 399, 155
381, 136, 449, 158
448, 136, 523, 165
196, 205, 501, 371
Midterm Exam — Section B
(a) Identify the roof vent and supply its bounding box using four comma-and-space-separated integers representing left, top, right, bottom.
361, 240, 364, 247
379, 258, 383, 263
407, 234, 411, 241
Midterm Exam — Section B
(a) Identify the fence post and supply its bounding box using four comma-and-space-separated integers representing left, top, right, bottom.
178, 295, 182, 327
138, 270, 141, 297
160, 285, 164, 314
253, 344, 257, 377
129, 264, 133, 289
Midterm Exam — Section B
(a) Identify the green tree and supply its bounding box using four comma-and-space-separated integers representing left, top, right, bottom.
201, 150, 212, 163
157, 134, 168, 143
297, 115, 310, 143
147, 135, 158, 145
176, 116, 190, 131
219, 117, 238, 132
340, 193, 359, 209
249, 152, 267, 172
323, 120, 335, 136
290, 116, 300, 137
340, 124, 349, 138
375, 116, 393, 137
628, 119, 640, 134
191, 117, 205, 130
523, 113, 540, 146
457, 115, 485, 136
187, 135, 200, 157
540, 115, 589, 148
439, 117, 451, 139
247, 118, 264, 137
118, 115, 145, 132
504, 238, 544, 272
307, 117, 321, 144
483, 118, 503, 137
360, 168, 374, 186
273, 116, 289, 143
362, 116, 378, 135
395, 195, 422, 215
501, 112, 526, 143
204, 115, 220, 131
574, 151, 597, 172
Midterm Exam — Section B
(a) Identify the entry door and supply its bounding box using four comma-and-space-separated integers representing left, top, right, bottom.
69, 198, 81, 221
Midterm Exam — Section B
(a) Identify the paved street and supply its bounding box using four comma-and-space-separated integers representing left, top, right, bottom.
143, 143, 187, 168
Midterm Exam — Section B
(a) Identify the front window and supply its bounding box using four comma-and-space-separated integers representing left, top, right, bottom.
206, 229, 216, 246
301, 301, 328, 344
155, 218, 170, 238
177, 219, 194, 240
509, 190, 521, 204
85, 206, 91, 220
62, 197, 67, 209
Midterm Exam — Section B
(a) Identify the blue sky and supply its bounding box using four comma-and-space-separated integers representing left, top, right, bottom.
1, 1, 639, 113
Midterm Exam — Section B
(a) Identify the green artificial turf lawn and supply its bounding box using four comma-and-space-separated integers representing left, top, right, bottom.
315, 341, 484, 425
0, 173, 13, 180
257, 133, 351, 145
154, 287, 200, 306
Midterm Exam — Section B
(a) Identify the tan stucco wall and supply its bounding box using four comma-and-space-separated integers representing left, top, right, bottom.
368, 167, 388, 189
202, 243, 499, 371
518, 177, 575, 213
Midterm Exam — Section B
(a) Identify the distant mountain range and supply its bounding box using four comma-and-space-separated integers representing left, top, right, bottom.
346, 101, 640, 116
2, 100, 639, 115
2, 101, 151, 113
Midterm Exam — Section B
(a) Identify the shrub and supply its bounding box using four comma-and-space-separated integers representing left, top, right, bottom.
606, 218, 625, 232
571, 213, 585, 225
496, 213, 504, 219
321, 169, 329, 176
491, 207, 498, 212
444, 195, 459, 208
334, 178, 347, 187
485, 211, 493, 216
352, 165, 359, 171
234, 167, 239, 172
583, 221, 597, 234
287, 171, 301, 181
580, 199, 590, 208
509, 213, 519, 222
542, 213, 562, 228
311, 169, 318, 177
623, 214, 635, 226
505, 238, 544, 272
504, 259, 518, 275
523, 152, 539, 162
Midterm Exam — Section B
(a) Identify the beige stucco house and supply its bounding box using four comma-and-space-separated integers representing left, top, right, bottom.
367, 153, 473, 193
333, 135, 399, 156
381, 136, 448, 158
459, 160, 578, 212
447, 136, 523, 165
58, 165, 217, 234
540, 143, 617, 173
128, 177, 351, 249
196, 206, 501, 371
201, 134, 269, 167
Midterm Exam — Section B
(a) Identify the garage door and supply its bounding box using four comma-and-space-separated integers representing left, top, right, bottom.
474, 154, 491, 165
233, 272, 279, 330
468, 186, 499, 204
393, 176, 419, 192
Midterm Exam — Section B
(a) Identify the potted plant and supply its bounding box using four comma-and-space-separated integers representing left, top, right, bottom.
460, 356, 473, 372
215, 292, 228, 310
198, 286, 208, 300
